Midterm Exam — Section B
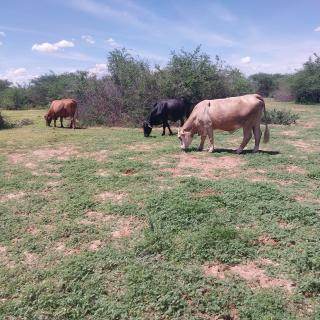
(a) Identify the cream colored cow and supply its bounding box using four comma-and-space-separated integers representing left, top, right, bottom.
178, 94, 269, 154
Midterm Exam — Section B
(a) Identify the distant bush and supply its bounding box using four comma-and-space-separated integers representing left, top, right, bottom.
0, 112, 13, 129
263, 109, 299, 125
14, 118, 34, 127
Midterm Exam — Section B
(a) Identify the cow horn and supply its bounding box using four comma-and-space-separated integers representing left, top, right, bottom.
148, 123, 152, 128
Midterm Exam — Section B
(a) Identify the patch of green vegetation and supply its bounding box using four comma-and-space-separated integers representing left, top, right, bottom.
0, 101, 319, 319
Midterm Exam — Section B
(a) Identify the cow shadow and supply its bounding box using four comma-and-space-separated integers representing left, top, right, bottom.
184, 147, 280, 155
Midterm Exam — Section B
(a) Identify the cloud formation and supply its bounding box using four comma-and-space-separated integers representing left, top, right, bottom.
314, 26, 320, 32
0, 68, 37, 84
88, 63, 107, 77
82, 35, 95, 44
32, 40, 74, 53
241, 56, 251, 64
107, 37, 120, 48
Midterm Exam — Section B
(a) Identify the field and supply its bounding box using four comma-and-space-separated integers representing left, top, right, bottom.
0, 100, 319, 319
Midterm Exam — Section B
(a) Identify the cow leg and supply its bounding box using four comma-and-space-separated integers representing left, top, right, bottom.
253, 125, 262, 153
54, 118, 57, 127
162, 122, 166, 135
60, 117, 64, 128
72, 117, 76, 129
198, 136, 207, 151
167, 122, 173, 135
207, 129, 214, 152
236, 127, 253, 154
180, 118, 185, 127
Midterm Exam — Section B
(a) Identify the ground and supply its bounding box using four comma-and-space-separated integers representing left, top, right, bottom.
0, 99, 319, 319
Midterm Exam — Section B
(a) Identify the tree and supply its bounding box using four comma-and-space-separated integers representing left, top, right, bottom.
249, 73, 283, 97
291, 54, 320, 103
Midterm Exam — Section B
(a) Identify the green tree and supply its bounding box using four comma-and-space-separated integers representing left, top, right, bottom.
291, 54, 320, 103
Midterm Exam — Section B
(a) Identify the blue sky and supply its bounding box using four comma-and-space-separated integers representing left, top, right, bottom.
1, 0, 320, 83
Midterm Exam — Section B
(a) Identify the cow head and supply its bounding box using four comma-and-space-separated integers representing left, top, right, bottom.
178, 128, 194, 150
143, 120, 152, 137
44, 113, 52, 126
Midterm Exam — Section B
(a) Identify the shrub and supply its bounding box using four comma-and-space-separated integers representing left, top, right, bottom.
262, 108, 299, 125
0, 112, 13, 129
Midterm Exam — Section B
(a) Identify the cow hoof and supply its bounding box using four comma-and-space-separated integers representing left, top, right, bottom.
253, 149, 259, 153
235, 149, 243, 154
161, 133, 165, 136
208, 148, 214, 153
197, 147, 203, 152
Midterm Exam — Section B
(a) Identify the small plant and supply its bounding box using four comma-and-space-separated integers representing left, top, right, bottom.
0, 112, 13, 129
262, 108, 299, 125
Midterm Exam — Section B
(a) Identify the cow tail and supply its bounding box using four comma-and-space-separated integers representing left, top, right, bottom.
256, 95, 270, 143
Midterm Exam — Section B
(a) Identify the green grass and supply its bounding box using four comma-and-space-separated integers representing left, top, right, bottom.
0, 101, 319, 319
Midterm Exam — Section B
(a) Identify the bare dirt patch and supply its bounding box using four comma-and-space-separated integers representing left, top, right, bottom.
96, 169, 111, 177
253, 235, 279, 246
294, 195, 320, 205
122, 168, 137, 176
23, 251, 43, 268
285, 165, 306, 175
203, 260, 295, 292
26, 225, 40, 235
79, 212, 144, 240
0, 191, 25, 203
289, 140, 317, 152
163, 154, 246, 179
127, 143, 155, 151
0, 245, 15, 268
81, 150, 108, 162
54, 242, 80, 256
281, 130, 298, 137
87, 240, 104, 251
95, 191, 126, 203
32, 146, 79, 160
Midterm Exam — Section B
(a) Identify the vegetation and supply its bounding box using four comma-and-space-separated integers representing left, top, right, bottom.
0, 100, 319, 319
263, 109, 299, 125
1, 49, 319, 126
291, 54, 320, 103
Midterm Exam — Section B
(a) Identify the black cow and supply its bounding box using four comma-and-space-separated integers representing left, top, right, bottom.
143, 98, 192, 137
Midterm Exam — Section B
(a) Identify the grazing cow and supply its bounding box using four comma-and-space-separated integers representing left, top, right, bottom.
178, 94, 269, 153
143, 98, 192, 137
44, 99, 77, 129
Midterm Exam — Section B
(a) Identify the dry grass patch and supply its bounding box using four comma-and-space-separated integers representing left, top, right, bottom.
294, 195, 320, 205
32, 146, 79, 160
162, 154, 246, 179
79, 211, 145, 240
0, 191, 25, 203
127, 143, 155, 151
253, 235, 279, 246
285, 165, 306, 175
80, 150, 108, 162
87, 240, 104, 252
289, 140, 318, 152
54, 242, 81, 256
0, 245, 15, 268
23, 251, 44, 268
203, 260, 295, 292
95, 191, 126, 203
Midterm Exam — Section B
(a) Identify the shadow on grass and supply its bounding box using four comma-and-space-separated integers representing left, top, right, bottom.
184, 147, 280, 155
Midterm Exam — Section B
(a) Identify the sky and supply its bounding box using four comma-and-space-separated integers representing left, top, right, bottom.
1, 0, 320, 84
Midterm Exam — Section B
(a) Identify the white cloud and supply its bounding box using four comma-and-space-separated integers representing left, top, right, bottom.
241, 56, 251, 64
107, 37, 120, 48
0, 31, 5, 37
32, 40, 74, 53
314, 26, 320, 32
82, 34, 95, 44
88, 63, 108, 77
0, 41, 2, 46
0, 68, 37, 84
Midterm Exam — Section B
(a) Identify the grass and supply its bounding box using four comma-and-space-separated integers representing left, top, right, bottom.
0, 99, 319, 319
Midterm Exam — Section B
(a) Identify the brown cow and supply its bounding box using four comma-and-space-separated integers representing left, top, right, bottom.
44, 99, 77, 129
178, 94, 270, 154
